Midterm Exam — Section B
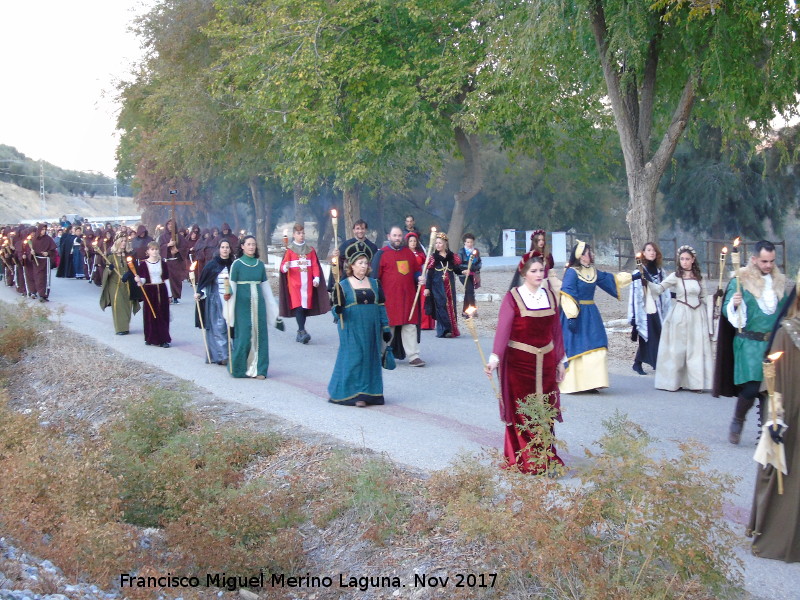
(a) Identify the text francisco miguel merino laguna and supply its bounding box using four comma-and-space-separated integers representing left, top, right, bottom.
120, 571, 498, 592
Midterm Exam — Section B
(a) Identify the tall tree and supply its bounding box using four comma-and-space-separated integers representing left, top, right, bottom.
505, 0, 800, 250
662, 124, 797, 240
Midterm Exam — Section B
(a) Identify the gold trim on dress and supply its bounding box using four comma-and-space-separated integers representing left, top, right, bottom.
508, 340, 555, 395
510, 287, 555, 317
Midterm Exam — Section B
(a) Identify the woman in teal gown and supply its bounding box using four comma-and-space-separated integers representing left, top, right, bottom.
229, 236, 279, 379
328, 251, 391, 407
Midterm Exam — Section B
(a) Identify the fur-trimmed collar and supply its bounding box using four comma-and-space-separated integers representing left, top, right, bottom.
738, 263, 786, 300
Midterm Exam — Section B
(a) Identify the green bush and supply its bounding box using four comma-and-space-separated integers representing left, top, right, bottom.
108, 390, 280, 527
428, 412, 743, 600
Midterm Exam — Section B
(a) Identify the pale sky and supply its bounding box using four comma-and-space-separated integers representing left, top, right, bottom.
0, 1, 152, 177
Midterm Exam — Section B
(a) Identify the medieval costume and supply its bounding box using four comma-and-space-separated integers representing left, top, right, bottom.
560, 241, 634, 394
82, 227, 97, 283
510, 229, 556, 288
158, 219, 189, 303
195, 252, 234, 365
425, 237, 462, 338
648, 272, 713, 391
131, 225, 153, 261
20, 228, 37, 298
327, 234, 378, 293
328, 270, 391, 407
55, 226, 76, 278
30, 224, 57, 302
405, 232, 434, 330
372, 238, 425, 365
1, 231, 15, 288
720, 255, 788, 444
216, 223, 239, 251
229, 253, 279, 378
489, 283, 565, 474
137, 257, 172, 347
457, 244, 482, 317
92, 230, 114, 286
746, 295, 800, 562
99, 250, 141, 335
278, 238, 330, 343
628, 259, 671, 373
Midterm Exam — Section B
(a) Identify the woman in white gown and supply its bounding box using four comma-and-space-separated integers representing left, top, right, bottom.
646, 245, 714, 392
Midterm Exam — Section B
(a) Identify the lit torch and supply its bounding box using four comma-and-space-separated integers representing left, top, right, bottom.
330, 209, 343, 329
716, 246, 728, 307
731, 238, 742, 332
26, 235, 39, 265
763, 351, 785, 494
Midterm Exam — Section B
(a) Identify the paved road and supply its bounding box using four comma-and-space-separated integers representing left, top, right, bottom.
3, 273, 799, 598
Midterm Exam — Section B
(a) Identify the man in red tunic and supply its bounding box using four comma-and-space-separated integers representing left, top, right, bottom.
372, 226, 425, 366
279, 223, 330, 343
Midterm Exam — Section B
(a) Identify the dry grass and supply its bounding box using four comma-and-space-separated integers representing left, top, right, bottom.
0, 298, 744, 600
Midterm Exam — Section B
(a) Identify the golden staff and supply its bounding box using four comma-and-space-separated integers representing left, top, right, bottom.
331, 209, 344, 330
126, 256, 157, 319
716, 246, 728, 308
464, 306, 502, 416
763, 351, 784, 495
409, 227, 437, 320
189, 261, 212, 364
26, 235, 39, 265
731, 237, 742, 333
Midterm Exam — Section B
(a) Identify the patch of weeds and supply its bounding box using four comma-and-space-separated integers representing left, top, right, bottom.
431, 412, 743, 599
108, 389, 281, 528
320, 451, 411, 543
0, 300, 49, 362
514, 392, 566, 477
165, 480, 305, 576
0, 393, 138, 582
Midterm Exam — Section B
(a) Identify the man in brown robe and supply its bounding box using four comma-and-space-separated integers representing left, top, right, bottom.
747, 286, 800, 563
158, 219, 188, 303
30, 223, 57, 301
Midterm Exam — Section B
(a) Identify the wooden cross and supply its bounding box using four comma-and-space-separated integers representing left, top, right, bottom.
151, 189, 194, 243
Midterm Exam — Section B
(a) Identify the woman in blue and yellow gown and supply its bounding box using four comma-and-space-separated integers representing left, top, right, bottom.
328, 250, 391, 407
560, 240, 635, 393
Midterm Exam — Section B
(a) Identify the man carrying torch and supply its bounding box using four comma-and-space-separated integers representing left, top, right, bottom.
720, 240, 789, 445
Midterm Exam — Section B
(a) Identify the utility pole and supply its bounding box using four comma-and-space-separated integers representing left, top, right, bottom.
113, 179, 119, 218
39, 161, 46, 218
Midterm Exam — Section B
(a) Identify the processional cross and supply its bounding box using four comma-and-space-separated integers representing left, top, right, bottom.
151, 189, 194, 243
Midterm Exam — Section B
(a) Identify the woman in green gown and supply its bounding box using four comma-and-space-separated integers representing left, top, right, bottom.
229, 236, 280, 379
99, 234, 140, 335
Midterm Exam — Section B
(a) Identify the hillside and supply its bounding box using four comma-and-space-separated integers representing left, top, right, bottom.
0, 180, 139, 224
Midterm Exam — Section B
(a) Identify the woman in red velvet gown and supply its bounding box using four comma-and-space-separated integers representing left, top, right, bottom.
486, 255, 566, 474
404, 232, 435, 330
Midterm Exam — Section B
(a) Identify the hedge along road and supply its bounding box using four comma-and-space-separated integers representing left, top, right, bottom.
2, 273, 798, 599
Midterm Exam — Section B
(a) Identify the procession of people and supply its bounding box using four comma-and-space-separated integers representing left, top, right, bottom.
2, 217, 799, 563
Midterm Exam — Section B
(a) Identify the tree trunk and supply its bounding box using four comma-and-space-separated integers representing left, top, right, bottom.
293, 182, 304, 225
625, 168, 660, 253
315, 205, 332, 257
343, 183, 361, 235
375, 186, 386, 240
249, 176, 268, 256
447, 127, 484, 244
588, 0, 695, 255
